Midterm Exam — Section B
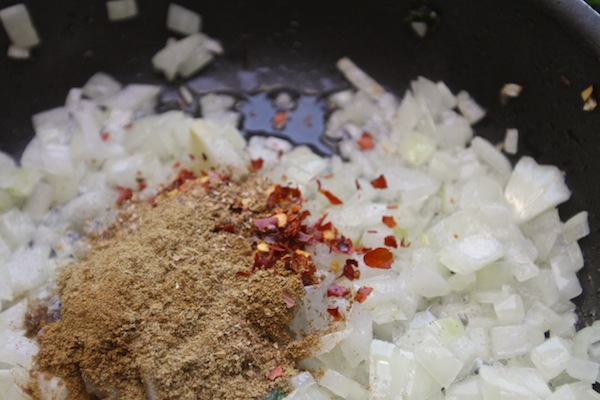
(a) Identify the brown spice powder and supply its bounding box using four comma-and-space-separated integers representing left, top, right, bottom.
31, 174, 317, 399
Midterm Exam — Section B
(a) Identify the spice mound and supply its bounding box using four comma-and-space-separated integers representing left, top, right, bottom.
31, 173, 316, 399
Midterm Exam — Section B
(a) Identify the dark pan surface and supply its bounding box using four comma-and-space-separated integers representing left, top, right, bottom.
1, 0, 600, 324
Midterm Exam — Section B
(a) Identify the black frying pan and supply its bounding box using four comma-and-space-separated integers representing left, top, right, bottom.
1, 0, 600, 326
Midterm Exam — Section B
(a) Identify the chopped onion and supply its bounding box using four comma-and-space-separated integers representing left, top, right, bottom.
0, 4, 40, 48
7, 45, 29, 60
106, 0, 138, 22
166, 3, 201, 36
503, 128, 519, 155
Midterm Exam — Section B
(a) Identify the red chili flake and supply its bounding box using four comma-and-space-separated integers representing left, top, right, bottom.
283, 291, 296, 308
267, 185, 302, 208
364, 247, 394, 269
400, 238, 411, 248
371, 174, 388, 189
319, 189, 343, 205
100, 132, 110, 142
367, 229, 378, 234
354, 246, 373, 254
136, 178, 147, 192
115, 186, 133, 206
188, 153, 196, 161
162, 169, 196, 192
123, 122, 133, 130
237, 270, 252, 277
355, 179, 361, 190
269, 365, 284, 380
332, 235, 353, 254
327, 307, 342, 321
384, 235, 398, 248
254, 216, 279, 231
251, 158, 264, 170
453, 234, 459, 239
327, 283, 350, 297
342, 259, 360, 281
173, 161, 181, 169
387, 204, 398, 210
357, 132, 375, 150
382, 216, 397, 228
214, 225, 236, 233
355, 287, 374, 303
272, 111, 288, 130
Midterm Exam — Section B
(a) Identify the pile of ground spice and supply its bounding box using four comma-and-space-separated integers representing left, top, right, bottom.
30, 172, 319, 399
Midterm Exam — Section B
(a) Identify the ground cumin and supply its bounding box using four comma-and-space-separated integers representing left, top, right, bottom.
31, 173, 318, 399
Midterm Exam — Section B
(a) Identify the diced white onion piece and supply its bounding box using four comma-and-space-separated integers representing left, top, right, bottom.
166, 3, 201, 35
490, 324, 545, 359
566, 357, 600, 383
106, 0, 138, 21
0, 369, 31, 400
7, 44, 29, 59
336, 57, 385, 99
504, 156, 571, 223
339, 303, 372, 367
152, 33, 209, 81
0, 4, 40, 48
563, 211, 590, 244
178, 48, 213, 78
493, 294, 525, 325
6, 246, 50, 298
101, 84, 161, 112
410, 21, 427, 38
0, 209, 35, 249
530, 337, 572, 381
501, 83, 524, 98
478, 365, 551, 399
189, 119, 247, 174
82, 72, 122, 101
471, 136, 512, 179
456, 91, 486, 125
318, 370, 368, 400
504, 128, 518, 155
438, 233, 505, 275
23, 182, 53, 223
414, 337, 464, 387
548, 384, 578, 400
0, 329, 39, 367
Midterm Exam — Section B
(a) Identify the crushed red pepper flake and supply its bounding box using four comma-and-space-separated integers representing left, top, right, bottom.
115, 186, 133, 206
342, 259, 360, 281
327, 307, 342, 321
384, 235, 398, 248
354, 246, 373, 254
283, 291, 296, 308
272, 111, 288, 130
400, 238, 411, 248
355, 287, 374, 303
357, 132, 375, 150
100, 132, 110, 142
319, 188, 343, 205
269, 365, 284, 381
251, 158, 264, 170
382, 215, 397, 228
327, 283, 350, 297
364, 247, 394, 269
355, 179, 361, 190
162, 169, 197, 193
213, 225, 235, 233
136, 178, 147, 192
371, 174, 388, 189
